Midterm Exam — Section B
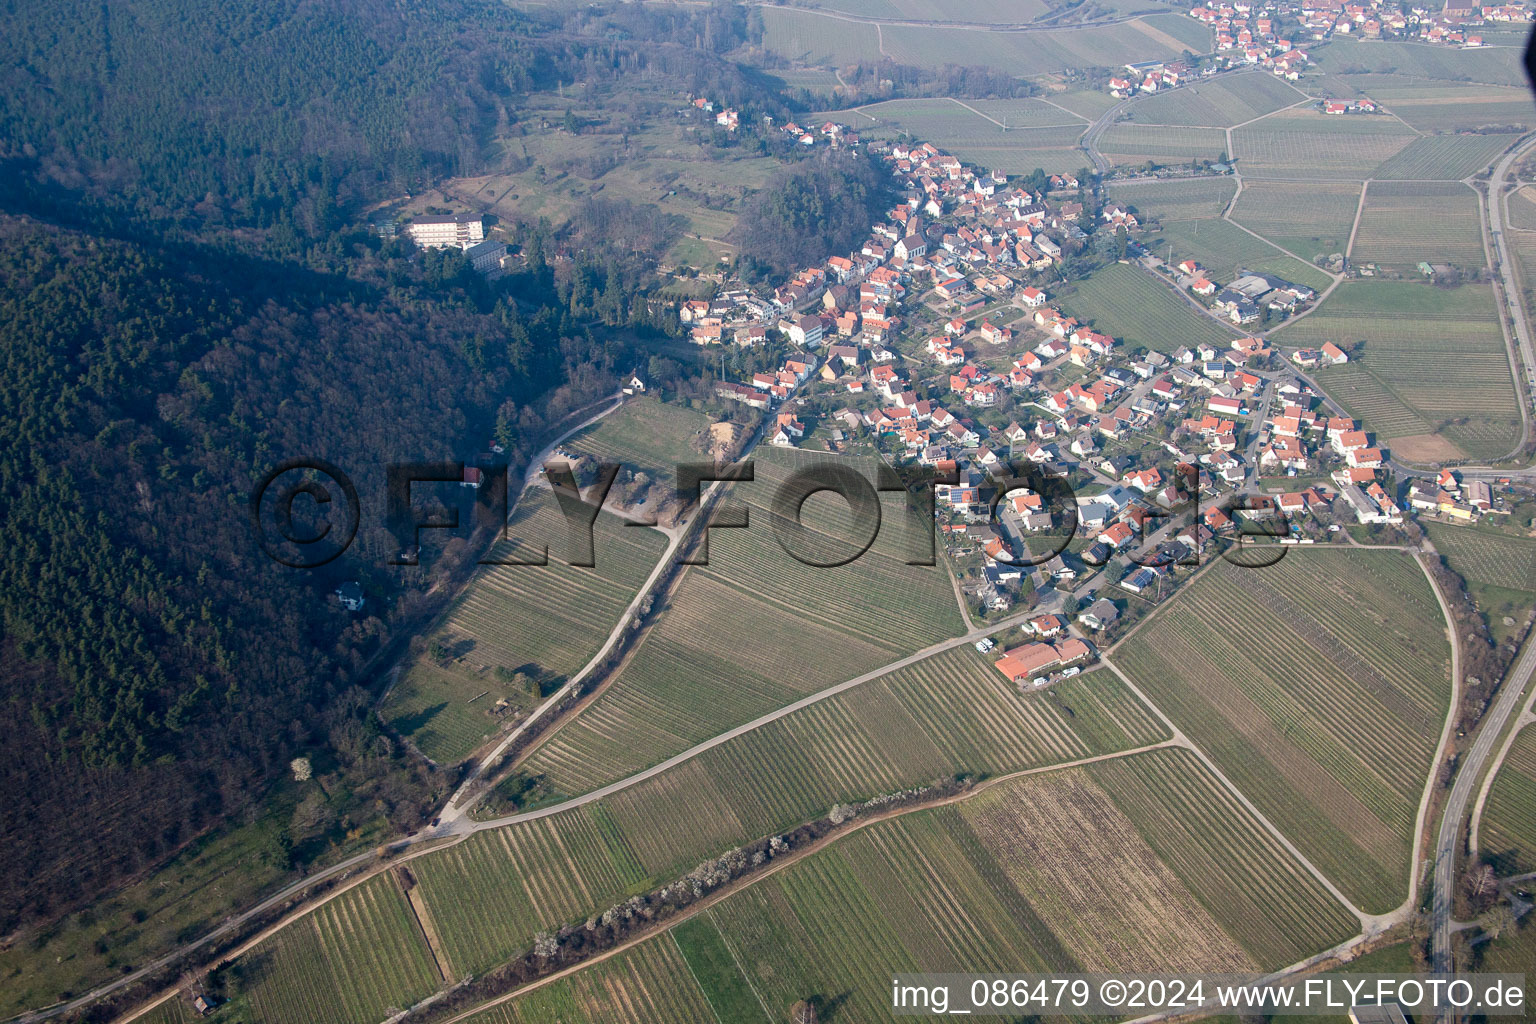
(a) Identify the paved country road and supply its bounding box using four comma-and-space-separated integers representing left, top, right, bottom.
1431, 630, 1536, 975
1485, 135, 1536, 396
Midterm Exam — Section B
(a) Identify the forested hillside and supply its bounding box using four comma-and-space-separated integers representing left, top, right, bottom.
0, 0, 730, 940
0, 0, 549, 226
733, 150, 891, 277
0, 221, 497, 928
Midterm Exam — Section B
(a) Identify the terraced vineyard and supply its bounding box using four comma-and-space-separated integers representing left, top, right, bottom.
1310, 37, 1527, 88
380, 488, 670, 764
1373, 133, 1516, 181
762, 8, 1209, 75
1108, 176, 1237, 221
563, 397, 711, 475
409, 809, 649, 976
486, 749, 1356, 1024
460, 934, 720, 1024
1425, 523, 1536, 597
598, 658, 1171, 875
1126, 72, 1303, 127
880, 16, 1212, 76
790, 0, 1053, 22
1480, 728, 1536, 876
970, 97, 1091, 128
1370, 85, 1536, 132
1111, 549, 1453, 913
827, 97, 1081, 136
1233, 111, 1417, 178
1350, 181, 1484, 268
1424, 522, 1536, 645
1087, 750, 1360, 966
1059, 262, 1240, 353
1232, 179, 1361, 259
403, 653, 1165, 981
1275, 281, 1521, 462
516, 449, 966, 796
240, 874, 441, 1023
1100, 124, 1229, 164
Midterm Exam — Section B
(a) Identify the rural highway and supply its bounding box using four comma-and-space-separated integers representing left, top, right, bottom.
1430, 629, 1536, 974
1485, 134, 1536, 394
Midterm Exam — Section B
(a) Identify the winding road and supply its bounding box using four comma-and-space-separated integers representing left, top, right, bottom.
1431, 631, 1536, 974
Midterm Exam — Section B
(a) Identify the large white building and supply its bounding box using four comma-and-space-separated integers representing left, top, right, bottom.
465, 239, 507, 274
404, 213, 485, 249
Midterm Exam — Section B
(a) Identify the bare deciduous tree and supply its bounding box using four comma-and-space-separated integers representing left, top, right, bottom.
1465, 863, 1498, 905
533, 931, 559, 959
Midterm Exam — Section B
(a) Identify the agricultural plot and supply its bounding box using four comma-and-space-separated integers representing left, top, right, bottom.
935, 126, 1092, 175
969, 97, 1091, 127
239, 875, 441, 1024
517, 448, 966, 796
1108, 176, 1237, 221
764, 68, 845, 98
760, 8, 884, 64
1423, 523, 1536, 644
1046, 89, 1122, 120
791, 0, 1053, 21
1233, 111, 1418, 178
488, 750, 1354, 1024
564, 397, 712, 477
1480, 921, 1536, 1001
600, 655, 1170, 880
1424, 523, 1536, 597
1086, 750, 1360, 966
1275, 281, 1521, 461
460, 934, 718, 1024
823, 99, 1090, 174
1314, 81, 1536, 131
1310, 37, 1526, 88
1099, 124, 1229, 165
1349, 181, 1484, 268
1372, 133, 1516, 180
410, 806, 649, 976
1508, 185, 1536, 230
1480, 728, 1536, 876
381, 487, 669, 764
444, 112, 777, 267
699, 754, 1352, 1020
1232, 179, 1362, 259
829, 96, 1083, 133
1112, 549, 1453, 914
1147, 217, 1332, 290
671, 917, 773, 1024
1125, 73, 1304, 127
872, 16, 1210, 77
1058, 262, 1241, 354
411, 653, 1163, 986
